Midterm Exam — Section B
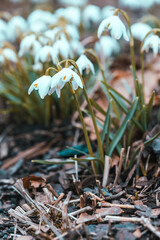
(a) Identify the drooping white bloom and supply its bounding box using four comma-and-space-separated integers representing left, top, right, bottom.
53, 34, 73, 59
32, 62, 43, 72
50, 68, 83, 97
18, 34, 42, 57
101, 6, 115, 20
28, 75, 52, 99
45, 25, 79, 41
10, 0, 22, 2
0, 20, 8, 46
66, 25, 79, 39
0, 19, 8, 37
30, 0, 47, 3
82, 5, 101, 29
76, 54, 95, 74
58, 0, 88, 7
7, 16, 28, 42
29, 21, 47, 33
0, 48, 17, 64
35, 46, 58, 64
119, 0, 157, 9
44, 27, 62, 42
142, 35, 160, 57
98, 15, 129, 41
95, 36, 120, 58
131, 23, 152, 41
70, 39, 85, 55
55, 7, 81, 26
27, 10, 56, 25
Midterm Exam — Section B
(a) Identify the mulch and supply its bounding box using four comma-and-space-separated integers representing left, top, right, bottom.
0, 123, 160, 240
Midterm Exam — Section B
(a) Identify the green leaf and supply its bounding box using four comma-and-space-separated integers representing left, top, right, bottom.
144, 131, 160, 146
146, 91, 155, 120
101, 81, 131, 104
109, 90, 144, 131
101, 101, 111, 144
90, 98, 106, 116
108, 97, 138, 156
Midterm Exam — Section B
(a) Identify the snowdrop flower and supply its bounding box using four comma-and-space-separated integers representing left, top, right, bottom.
119, 0, 156, 9
27, 10, 56, 26
35, 46, 58, 64
58, 0, 88, 7
101, 6, 115, 20
7, 16, 28, 42
29, 21, 47, 33
18, 34, 42, 57
98, 15, 129, 41
131, 23, 152, 41
44, 27, 62, 42
142, 35, 160, 57
28, 75, 52, 99
50, 68, 83, 97
53, 34, 73, 59
76, 54, 95, 74
82, 5, 101, 29
0, 20, 8, 46
0, 20, 8, 38
66, 25, 79, 40
55, 7, 81, 26
95, 36, 120, 58
70, 39, 85, 55
30, 0, 47, 3
10, 0, 22, 2
0, 48, 17, 64
32, 62, 43, 71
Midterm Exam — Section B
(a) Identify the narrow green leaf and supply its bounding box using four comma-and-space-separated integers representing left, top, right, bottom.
144, 131, 160, 146
101, 101, 111, 144
101, 81, 131, 104
90, 98, 106, 116
109, 90, 144, 131
146, 91, 155, 120
108, 97, 138, 156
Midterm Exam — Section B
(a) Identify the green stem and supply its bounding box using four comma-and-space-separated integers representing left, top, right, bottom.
140, 52, 145, 97
116, 9, 137, 90
68, 83, 98, 174
83, 86, 104, 162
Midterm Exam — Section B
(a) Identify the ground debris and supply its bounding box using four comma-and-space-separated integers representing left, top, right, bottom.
3, 174, 160, 239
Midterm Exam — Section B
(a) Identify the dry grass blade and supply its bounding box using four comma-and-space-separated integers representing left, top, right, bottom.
102, 156, 111, 187
11, 179, 62, 238
114, 148, 125, 185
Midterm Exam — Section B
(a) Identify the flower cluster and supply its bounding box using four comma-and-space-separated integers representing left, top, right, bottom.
28, 68, 83, 99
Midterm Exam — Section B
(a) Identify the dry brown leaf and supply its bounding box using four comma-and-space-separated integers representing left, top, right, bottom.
77, 207, 123, 224
22, 175, 46, 189
151, 208, 160, 216
133, 228, 142, 239
15, 236, 33, 240
95, 207, 123, 215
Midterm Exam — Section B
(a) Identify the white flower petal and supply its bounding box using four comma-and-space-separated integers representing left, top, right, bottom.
98, 15, 129, 41
76, 54, 95, 75
28, 75, 52, 98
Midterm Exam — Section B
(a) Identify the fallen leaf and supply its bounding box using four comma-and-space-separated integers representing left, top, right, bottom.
151, 208, 160, 216
22, 175, 46, 189
15, 236, 33, 240
77, 207, 123, 224
95, 207, 123, 215
133, 229, 142, 239
115, 230, 136, 240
